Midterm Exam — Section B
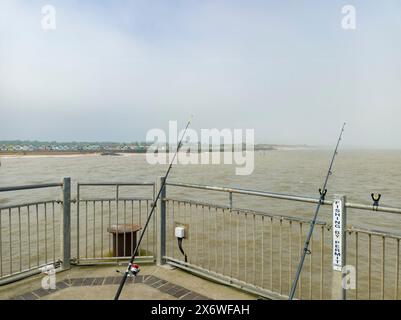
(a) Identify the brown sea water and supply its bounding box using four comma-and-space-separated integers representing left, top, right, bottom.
1, 149, 401, 299
1, 149, 401, 230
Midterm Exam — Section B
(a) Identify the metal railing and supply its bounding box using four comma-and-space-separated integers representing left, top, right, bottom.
163, 198, 329, 299
161, 182, 401, 300
1, 177, 401, 300
74, 182, 156, 264
0, 180, 68, 285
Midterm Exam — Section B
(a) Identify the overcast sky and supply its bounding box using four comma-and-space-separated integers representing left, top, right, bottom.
0, 1, 400, 147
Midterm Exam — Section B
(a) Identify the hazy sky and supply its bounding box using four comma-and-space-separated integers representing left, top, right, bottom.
1, 1, 400, 147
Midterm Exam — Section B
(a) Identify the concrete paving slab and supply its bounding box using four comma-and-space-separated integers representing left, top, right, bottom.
0, 264, 257, 300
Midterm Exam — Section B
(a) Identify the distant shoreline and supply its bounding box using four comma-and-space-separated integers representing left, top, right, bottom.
0, 152, 145, 159
0, 151, 128, 158
0, 151, 101, 156
0, 147, 306, 158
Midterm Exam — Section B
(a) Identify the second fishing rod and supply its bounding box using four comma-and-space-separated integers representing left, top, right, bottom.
288, 122, 346, 300
114, 117, 192, 300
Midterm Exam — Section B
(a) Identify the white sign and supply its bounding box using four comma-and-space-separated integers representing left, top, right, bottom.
332, 199, 344, 271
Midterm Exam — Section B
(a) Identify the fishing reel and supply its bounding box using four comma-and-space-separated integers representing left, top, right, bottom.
116, 262, 140, 277
128, 263, 140, 277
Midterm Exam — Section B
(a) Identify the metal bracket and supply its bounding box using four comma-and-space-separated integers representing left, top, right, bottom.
371, 193, 381, 210
54, 260, 62, 269
319, 188, 327, 201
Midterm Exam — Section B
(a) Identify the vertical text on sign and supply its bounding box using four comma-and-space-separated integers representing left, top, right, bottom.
332, 199, 344, 271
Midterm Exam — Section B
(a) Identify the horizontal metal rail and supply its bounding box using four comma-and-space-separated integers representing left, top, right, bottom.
78, 197, 153, 202
165, 197, 328, 227
348, 226, 401, 240
346, 202, 401, 215
0, 261, 63, 286
167, 182, 331, 205
77, 182, 154, 187
0, 183, 62, 193
165, 256, 288, 300
0, 200, 60, 211
166, 182, 401, 215
72, 256, 155, 266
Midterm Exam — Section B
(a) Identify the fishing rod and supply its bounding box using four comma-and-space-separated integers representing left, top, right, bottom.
288, 122, 346, 300
114, 116, 193, 300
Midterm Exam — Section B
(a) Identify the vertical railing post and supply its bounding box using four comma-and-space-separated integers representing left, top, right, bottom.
156, 177, 166, 265
331, 194, 347, 300
76, 183, 80, 264
61, 177, 71, 270
229, 192, 233, 210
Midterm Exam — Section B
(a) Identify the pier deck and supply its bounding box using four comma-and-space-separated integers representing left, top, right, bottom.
0, 265, 256, 300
